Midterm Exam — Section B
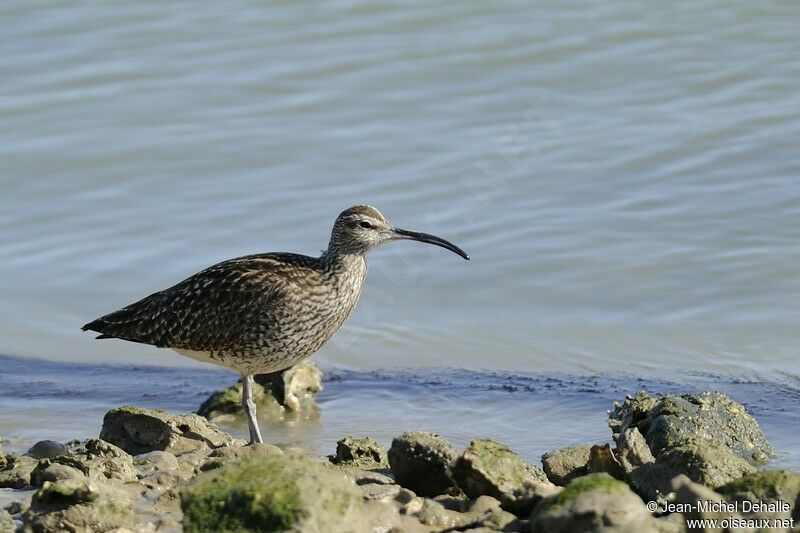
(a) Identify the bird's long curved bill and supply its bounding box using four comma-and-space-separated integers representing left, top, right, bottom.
392, 228, 470, 260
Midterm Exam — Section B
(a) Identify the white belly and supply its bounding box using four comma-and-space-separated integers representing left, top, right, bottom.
173, 348, 233, 368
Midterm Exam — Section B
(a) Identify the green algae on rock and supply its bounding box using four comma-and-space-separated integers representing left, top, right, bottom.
197, 360, 323, 422
533, 472, 629, 514
531, 473, 656, 532
718, 469, 800, 520
609, 391, 773, 465
452, 438, 549, 515
630, 441, 756, 500
197, 380, 281, 422
181, 455, 368, 533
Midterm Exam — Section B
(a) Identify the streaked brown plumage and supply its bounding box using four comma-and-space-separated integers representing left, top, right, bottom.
83, 205, 469, 443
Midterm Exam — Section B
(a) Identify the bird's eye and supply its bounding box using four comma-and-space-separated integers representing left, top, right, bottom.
359, 221, 373, 229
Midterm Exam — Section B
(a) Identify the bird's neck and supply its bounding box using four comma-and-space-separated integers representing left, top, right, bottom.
320, 249, 367, 275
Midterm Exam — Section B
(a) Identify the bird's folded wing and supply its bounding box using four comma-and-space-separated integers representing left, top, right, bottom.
82, 255, 294, 351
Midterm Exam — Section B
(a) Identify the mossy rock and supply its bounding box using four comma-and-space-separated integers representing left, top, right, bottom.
718, 469, 800, 518
197, 362, 322, 421
532, 473, 630, 517
197, 381, 278, 421
452, 438, 549, 515
609, 391, 772, 465
181, 455, 368, 532
630, 441, 756, 500
531, 473, 654, 532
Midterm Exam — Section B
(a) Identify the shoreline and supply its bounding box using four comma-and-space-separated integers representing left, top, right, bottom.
0, 383, 798, 531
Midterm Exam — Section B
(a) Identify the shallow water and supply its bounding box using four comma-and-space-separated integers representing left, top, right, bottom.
1, 0, 799, 472
1, 355, 798, 472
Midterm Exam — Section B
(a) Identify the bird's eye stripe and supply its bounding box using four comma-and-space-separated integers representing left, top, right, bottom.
359, 221, 373, 228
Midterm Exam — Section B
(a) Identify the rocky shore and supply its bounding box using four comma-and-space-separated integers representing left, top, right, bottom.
1, 363, 798, 532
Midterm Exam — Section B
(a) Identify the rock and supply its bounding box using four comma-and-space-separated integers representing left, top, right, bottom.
181, 455, 369, 532
615, 427, 655, 474
21, 478, 136, 532
36, 438, 137, 484
199, 443, 284, 472
670, 474, 744, 527
100, 405, 236, 456
274, 360, 324, 412
335, 463, 395, 488
406, 495, 520, 531
197, 360, 322, 421
718, 469, 800, 521
586, 443, 625, 480
396, 485, 434, 511
462, 495, 521, 531
134, 450, 180, 475
654, 513, 689, 533
531, 473, 656, 532
197, 380, 282, 423
31, 462, 86, 486
0, 454, 38, 488
388, 431, 460, 497
630, 441, 756, 500
362, 497, 429, 533
452, 438, 550, 516
512, 480, 564, 512
541, 444, 592, 485
414, 498, 464, 529
330, 436, 388, 469
0, 509, 12, 533
134, 449, 197, 496
26, 440, 69, 460
609, 391, 772, 465
359, 482, 402, 501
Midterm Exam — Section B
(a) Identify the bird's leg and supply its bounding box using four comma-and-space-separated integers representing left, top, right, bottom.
241, 374, 263, 444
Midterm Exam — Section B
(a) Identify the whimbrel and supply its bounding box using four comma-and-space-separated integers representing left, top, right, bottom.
83, 205, 469, 443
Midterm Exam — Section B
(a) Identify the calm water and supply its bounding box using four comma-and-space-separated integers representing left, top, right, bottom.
1, 1, 799, 464
1, 355, 798, 471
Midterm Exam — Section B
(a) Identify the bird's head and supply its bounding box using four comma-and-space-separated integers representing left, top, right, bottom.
327, 204, 469, 260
